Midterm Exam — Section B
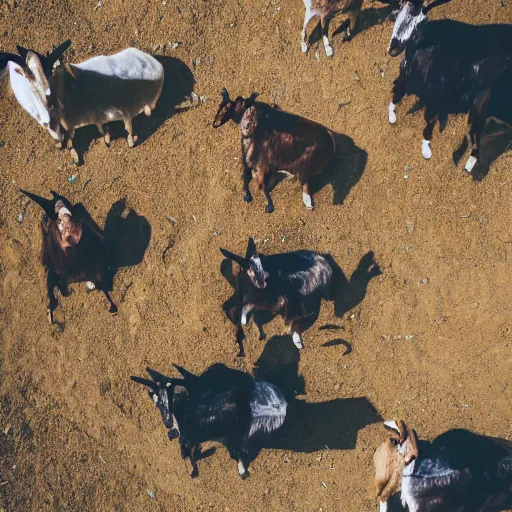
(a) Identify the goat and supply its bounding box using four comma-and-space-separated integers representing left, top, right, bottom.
20, 190, 117, 324
13, 47, 164, 164
374, 419, 512, 512
387, 0, 512, 174
220, 237, 334, 357
213, 88, 336, 213
131, 363, 287, 479
301, 0, 363, 57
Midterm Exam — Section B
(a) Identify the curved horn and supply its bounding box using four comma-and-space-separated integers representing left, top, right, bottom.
130, 375, 159, 391
173, 364, 197, 379
245, 237, 258, 259
20, 189, 56, 219
46, 40, 71, 70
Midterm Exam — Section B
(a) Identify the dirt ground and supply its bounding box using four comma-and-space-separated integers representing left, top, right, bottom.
0, 0, 511, 510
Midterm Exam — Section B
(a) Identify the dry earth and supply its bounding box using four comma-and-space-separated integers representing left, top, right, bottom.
0, 0, 511, 510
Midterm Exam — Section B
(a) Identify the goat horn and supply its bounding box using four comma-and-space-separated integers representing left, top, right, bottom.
173, 364, 197, 379
424, 0, 452, 13
19, 189, 56, 219
130, 375, 159, 391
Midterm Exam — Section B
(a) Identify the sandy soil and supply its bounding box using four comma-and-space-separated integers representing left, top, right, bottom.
0, 0, 511, 510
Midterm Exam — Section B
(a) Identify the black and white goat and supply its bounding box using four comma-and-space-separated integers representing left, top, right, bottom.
374, 419, 512, 512
131, 364, 287, 479
213, 89, 336, 213
20, 190, 116, 324
10, 47, 164, 163
220, 237, 334, 356
387, 0, 512, 174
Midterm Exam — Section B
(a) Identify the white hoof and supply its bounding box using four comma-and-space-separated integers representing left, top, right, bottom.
301, 41, 308, 53
241, 314, 247, 326
388, 103, 397, 124
422, 140, 432, 160
325, 45, 334, 57
86, 281, 96, 291
292, 332, 303, 349
302, 192, 313, 210
465, 155, 477, 173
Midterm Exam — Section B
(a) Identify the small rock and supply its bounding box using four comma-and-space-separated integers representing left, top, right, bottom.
321, 482, 327, 488
68, 175, 78, 183
168, 216, 177, 226
148, 490, 155, 499
470, 301, 479, 309
170, 42, 181, 50
213, 231, 221, 236
314, 50, 320, 61
0, 141, 4, 148
16, 212, 24, 223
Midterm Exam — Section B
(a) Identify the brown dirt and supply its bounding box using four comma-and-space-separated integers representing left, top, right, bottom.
1, 0, 511, 510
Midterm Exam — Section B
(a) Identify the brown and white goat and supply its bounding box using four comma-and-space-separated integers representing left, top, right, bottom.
213, 89, 336, 213
20, 190, 117, 324
301, 0, 364, 57
14, 48, 164, 163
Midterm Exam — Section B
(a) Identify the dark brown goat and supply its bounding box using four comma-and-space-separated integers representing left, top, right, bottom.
213, 89, 336, 213
20, 190, 117, 324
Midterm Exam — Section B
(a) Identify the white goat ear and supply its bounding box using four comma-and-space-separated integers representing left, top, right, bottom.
26, 51, 51, 99
383, 420, 400, 433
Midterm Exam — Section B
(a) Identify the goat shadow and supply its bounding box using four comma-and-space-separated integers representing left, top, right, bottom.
453, 121, 512, 182
251, 337, 382, 456
307, 1, 397, 49
72, 56, 194, 163
310, 132, 368, 207
220, 250, 381, 346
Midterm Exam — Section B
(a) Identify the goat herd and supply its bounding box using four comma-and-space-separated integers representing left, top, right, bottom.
2, 0, 512, 510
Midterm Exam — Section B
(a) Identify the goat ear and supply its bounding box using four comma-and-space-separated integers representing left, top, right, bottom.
173, 364, 197, 380
246, 92, 259, 107
26, 51, 51, 99
131, 375, 159, 392
220, 248, 247, 268
19, 189, 57, 219
245, 237, 258, 260
220, 87, 231, 103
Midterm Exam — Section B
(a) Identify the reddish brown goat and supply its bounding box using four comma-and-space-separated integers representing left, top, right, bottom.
20, 190, 117, 324
213, 89, 336, 213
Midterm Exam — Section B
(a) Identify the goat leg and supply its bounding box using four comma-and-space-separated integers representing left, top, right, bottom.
99, 283, 118, 314
124, 118, 138, 148
189, 446, 199, 479
96, 123, 110, 146
389, 68, 407, 125
421, 109, 437, 160
241, 140, 253, 202
465, 88, 491, 174
320, 15, 334, 57
46, 269, 59, 324
301, 7, 315, 53
261, 173, 275, 214
66, 128, 79, 165
344, 11, 357, 41
290, 320, 304, 349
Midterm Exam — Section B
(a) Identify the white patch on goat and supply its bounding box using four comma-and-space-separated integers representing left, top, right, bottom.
58, 207, 72, 217
465, 156, 477, 173
75, 48, 163, 82
302, 192, 313, 209
249, 382, 287, 438
152, 393, 159, 404
292, 331, 303, 349
86, 281, 96, 290
379, 501, 388, 512
384, 420, 400, 433
291, 255, 332, 296
172, 414, 181, 435
322, 36, 334, 57
422, 139, 432, 159
8, 61, 50, 127
238, 459, 246, 475
241, 304, 253, 326
389, 4, 426, 51
388, 102, 397, 124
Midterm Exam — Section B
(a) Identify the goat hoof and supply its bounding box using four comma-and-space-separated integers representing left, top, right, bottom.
190, 469, 199, 479
237, 350, 245, 358
301, 42, 308, 53
70, 149, 79, 165
325, 45, 334, 57
240, 470, 250, 480
109, 304, 118, 314
265, 204, 274, 214
465, 155, 478, 173
47, 309, 54, 325
55, 141, 62, 149
243, 193, 253, 203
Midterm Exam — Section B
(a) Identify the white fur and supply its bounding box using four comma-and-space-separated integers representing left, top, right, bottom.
388, 102, 397, 124
302, 192, 313, 209
465, 155, 477, 173
292, 332, 303, 349
249, 382, 287, 437
422, 139, 432, 159
172, 414, 181, 435
238, 459, 246, 475
86, 281, 96, 290
389, 4, 426, 51
301, 0, 315, 53
384, 420, 400, 433
58, 207, 72, 217
322, 35, 334, 57
8, 61, 50, 127
400, 460, 418, 512
379, 501, 388, 512
75, 48, 163, 82
241, 304, 253, 325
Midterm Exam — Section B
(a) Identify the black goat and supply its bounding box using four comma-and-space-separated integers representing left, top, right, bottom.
375, 419, 512, 512
220, 237, 334, 357
20, 190, 117, 324
213, 88, 336, 213
387, 0, 512, 174
131, 364, 287, 479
